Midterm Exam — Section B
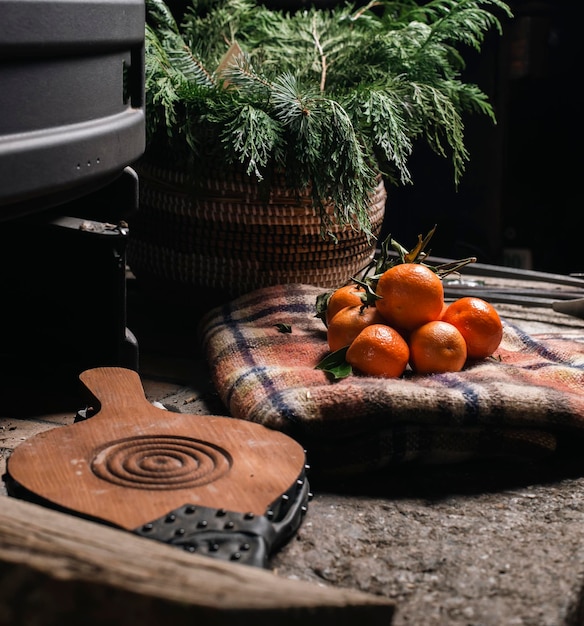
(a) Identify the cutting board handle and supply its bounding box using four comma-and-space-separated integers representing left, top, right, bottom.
78, 366, 154, 412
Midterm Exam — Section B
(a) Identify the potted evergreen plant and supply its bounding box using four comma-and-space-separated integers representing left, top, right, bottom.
127, 0, 512, 303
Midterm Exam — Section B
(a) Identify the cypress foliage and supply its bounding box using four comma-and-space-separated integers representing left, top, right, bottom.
144, 0, 512, 238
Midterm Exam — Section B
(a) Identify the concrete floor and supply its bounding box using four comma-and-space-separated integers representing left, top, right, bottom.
4, 276, 584, 624
131, 282, 584, 626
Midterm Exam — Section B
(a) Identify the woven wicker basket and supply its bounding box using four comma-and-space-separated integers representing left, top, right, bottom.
127, 158, 386, 301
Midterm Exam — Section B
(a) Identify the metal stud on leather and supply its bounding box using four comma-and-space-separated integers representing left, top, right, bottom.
133, 467, 311, 568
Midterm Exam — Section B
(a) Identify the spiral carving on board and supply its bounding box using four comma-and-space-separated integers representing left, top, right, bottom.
91, 435, 232, 490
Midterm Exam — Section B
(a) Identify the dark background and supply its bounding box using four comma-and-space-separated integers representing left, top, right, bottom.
383, 0, 583, 274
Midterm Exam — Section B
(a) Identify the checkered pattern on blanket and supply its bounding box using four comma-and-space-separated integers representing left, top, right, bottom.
199, 283, 584, 475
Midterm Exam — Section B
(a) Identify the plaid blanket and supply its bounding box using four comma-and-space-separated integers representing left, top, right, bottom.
199, 283, 584, 476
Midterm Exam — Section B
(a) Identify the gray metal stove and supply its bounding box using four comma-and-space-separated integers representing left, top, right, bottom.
0, 0, 145, 380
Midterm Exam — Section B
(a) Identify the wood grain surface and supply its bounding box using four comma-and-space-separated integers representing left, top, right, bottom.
7, 367, 306, 529
0, 496, 395, 625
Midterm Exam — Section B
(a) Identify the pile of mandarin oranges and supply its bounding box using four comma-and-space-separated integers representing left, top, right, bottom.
317, 229, 504, 379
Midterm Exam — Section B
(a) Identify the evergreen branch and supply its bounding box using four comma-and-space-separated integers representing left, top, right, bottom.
217, 51, 272, 95
345, 83, 414, 185
271, 73, 377, 238
143, 0, 513, 235
424, 1, 507, 51
310, 14, 328, 92
216, 103, 283, 180
145, 0, 214, 87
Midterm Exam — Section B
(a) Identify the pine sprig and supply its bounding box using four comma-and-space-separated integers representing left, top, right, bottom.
144, 0, 513, 237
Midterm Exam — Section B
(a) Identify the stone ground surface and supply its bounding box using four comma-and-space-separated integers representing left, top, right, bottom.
4, 278, 584, 625
154, 375, 584, 626
130, 285, 584, 626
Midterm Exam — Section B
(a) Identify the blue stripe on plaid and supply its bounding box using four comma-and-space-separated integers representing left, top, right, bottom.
220, 297, 312, 428
506, 322, 584, 366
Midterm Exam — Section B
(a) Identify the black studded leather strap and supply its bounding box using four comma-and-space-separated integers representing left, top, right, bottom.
133, 468, 311, 568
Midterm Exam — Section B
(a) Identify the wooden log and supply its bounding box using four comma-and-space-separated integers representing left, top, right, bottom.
0, 497, 395, 625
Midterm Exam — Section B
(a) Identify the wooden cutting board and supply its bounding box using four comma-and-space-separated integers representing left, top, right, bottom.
7, 367, 307, 531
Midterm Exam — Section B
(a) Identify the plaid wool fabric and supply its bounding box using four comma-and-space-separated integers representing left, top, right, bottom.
199, 283, 584, 475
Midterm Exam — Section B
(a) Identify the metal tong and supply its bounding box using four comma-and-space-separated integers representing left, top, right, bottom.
427, 255, 584, 320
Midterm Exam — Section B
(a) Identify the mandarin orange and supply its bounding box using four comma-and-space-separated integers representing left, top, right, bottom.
441, 296, 503, 359
327, 304, 386, 352
375, 263, 444, 331
408, 320, 467, 374
326, 283, 366, 325
346, 323, 410, 378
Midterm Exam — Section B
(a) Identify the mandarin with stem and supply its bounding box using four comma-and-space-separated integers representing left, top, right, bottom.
326, 283, 367, 325
375, 263, 444, 331
346, 323, 410, 378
